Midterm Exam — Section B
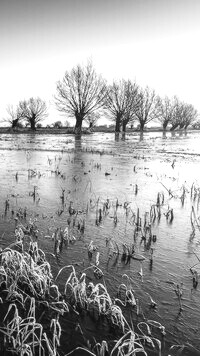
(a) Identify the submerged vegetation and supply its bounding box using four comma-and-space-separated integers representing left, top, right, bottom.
0, 215, 177, 356
1, 187, 200, 355
0, 218, 165, 356
1, 133, 200, 355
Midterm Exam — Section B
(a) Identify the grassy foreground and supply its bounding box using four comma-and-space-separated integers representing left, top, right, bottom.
1, 215, 200, 356
0, 215, 168, 356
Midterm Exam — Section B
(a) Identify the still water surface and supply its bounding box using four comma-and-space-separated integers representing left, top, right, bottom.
0, 130, 200, 353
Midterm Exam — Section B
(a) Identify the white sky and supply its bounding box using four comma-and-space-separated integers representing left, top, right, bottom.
0, 0, 200, 126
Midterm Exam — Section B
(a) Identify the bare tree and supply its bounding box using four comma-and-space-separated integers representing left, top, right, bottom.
19, 97, 48, 130
121, 81, 140, 132
168, 97, 197, 131
157, 96, 176, 130
179, 103, 198, 129
105, 79, 139, 133
169, 96, 181, 131
55, 61, 107, 134
133, 87, 158, 131
3, 104, 23, 129
85, 112, 100, 130
105, 80, 127, 133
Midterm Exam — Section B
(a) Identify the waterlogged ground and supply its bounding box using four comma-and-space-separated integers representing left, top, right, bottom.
1, 130, 200, 354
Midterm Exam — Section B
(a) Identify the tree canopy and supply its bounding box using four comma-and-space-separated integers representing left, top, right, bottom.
55, 61, 107, 133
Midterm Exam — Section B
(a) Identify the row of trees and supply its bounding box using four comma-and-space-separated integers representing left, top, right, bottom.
2, 61, 199, 132
4, 98, 48, 131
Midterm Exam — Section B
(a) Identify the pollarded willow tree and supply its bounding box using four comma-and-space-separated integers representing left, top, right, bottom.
169, 97, 198, 131
157, 96, 176, 130
85, 112, 100, 130
133, 86, 158, 131
178, 102, 198, 129
105, 79, 139, 133
18, 97, 48, 130
55, 62, 107, 133
3, 104, 23, 129
183, 104, 198, 129
121, 81, 140, 132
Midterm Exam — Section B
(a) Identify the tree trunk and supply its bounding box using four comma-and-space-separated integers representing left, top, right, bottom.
170, 124, 179, 131
140, 121, 145, 131
122, 132, 126, 140
115, 132, 119, 141
12, 119, 19, 128
163, 121, 169, 130
30, 120, 36, 130
75, 114, 83, 134
179, 123, 185, 129
115, 114, 121, 133
122, 120, 127, 132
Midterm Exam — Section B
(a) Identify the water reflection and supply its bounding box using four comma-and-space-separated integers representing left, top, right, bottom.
121, 132, 126, 141
115, 132, 120, 141
139, 131, 144, 141
74, 134, 82, 151
162, 131, 167, 139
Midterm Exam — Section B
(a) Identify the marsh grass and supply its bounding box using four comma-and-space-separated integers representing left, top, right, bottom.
1, 299, 63, 356
1, 300, 46, 356
0, 243, 64, 356
117, 275, 136, 308
0, 227, 184, 356
2, 181, 199, 355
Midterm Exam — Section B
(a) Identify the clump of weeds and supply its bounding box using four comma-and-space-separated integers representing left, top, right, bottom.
29, 185, 39, 203
164, 206, 174, 223
117, 274, 136, 307
69, 201, 76, 215
96, 208, 103, 226
189, 252, 200, 289
52, 226, 76, 258
87, 240, 98, 260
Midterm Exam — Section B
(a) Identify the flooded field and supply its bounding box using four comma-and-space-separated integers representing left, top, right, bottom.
0, 130, 200, 355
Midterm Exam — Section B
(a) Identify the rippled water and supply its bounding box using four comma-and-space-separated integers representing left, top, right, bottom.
1, 130, 200, 354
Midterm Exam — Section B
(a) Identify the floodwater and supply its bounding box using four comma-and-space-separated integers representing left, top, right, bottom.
1, 130, 200, 354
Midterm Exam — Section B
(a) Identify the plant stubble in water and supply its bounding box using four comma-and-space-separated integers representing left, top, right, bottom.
0, 131, 200, 354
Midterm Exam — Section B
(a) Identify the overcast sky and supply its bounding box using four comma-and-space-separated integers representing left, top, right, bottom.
0, 0, 200, 125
